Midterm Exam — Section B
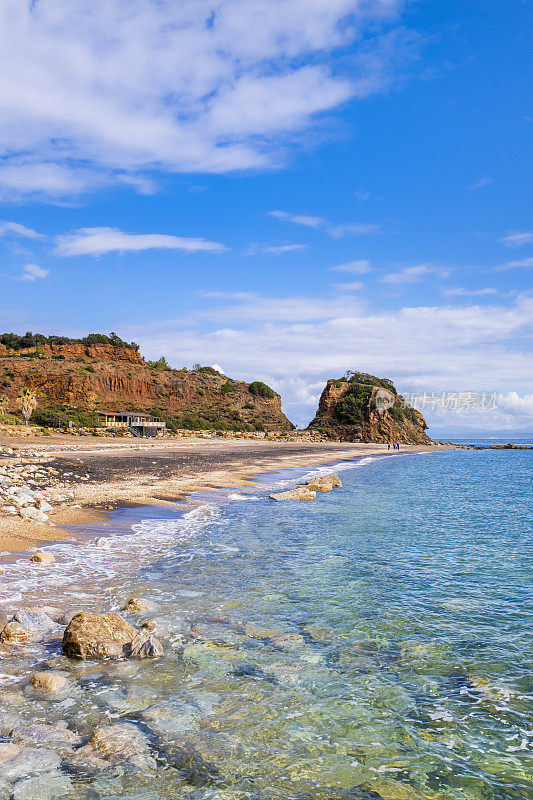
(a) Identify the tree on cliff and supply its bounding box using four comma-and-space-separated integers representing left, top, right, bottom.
19, 387, 37, 425
0, 395, 8, 415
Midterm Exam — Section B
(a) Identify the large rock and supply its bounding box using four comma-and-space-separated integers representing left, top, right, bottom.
303, 473, 342, 492
19, 507, 48, 524
269, 487, 316, 502
0, 622, 32, 644
62, 612, 137, 659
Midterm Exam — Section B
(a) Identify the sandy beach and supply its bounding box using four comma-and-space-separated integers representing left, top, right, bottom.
0, 434, 458, 554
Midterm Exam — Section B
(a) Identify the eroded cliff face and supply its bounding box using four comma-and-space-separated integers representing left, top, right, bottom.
309, 375, 432, 444
0, 346, 293, 431
0, 342, 144, 364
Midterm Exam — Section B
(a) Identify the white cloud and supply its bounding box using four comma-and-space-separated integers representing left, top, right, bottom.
268, 210, 324, 227
21, 263, 49, 281
245, 242, 306, 256
327, 222, 381, 238
0, 0, 406, 198
195, 291, 364, 323
124, 292, 533, 427
500, 231, 533, 247
0, 220, 42, 239
269, 210, 381, 238
496, 257, 533, 271
443, 287, 497, 297
381, 263, 450, 284
54, 227, 227, 257
335, 281, 364, 291
469, 176, 492, 190
329, 259, 372, 274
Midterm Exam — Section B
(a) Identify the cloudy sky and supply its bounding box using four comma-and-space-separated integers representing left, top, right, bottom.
1, 0, 532, 432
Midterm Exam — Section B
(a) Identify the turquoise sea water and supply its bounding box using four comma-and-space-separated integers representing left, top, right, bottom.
0, 450, 531, 800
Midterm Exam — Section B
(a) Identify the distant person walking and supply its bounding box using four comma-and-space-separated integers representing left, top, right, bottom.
387, 441, 391, 450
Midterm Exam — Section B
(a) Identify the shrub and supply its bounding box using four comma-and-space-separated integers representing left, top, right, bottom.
195, 366, 221, 375
148, 356, 171, 371
0, 412, 22, 426
334, 383, 373, 425
249, 381, 275, 398
51, 354, 66, 360
220, 382, 236, 395
32, 406, 101, 429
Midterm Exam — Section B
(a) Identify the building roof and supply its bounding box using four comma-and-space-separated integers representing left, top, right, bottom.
98, 411, 155, 419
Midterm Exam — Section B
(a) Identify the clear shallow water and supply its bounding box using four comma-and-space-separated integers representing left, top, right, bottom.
0, 451, 531, 800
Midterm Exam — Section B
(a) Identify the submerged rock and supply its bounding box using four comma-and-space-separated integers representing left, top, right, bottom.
11, 723, 81, 750
62, 612, 137, 659
123, 597, 154, 613
268, 487, 316, 502
0, 742, 22, 765
11, 773, 73, 800
75, 722, 156, 770
29, 671, 67, 693
0, 748, 61, 779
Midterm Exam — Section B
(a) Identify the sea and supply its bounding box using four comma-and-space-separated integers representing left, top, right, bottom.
0, 446, 531, 800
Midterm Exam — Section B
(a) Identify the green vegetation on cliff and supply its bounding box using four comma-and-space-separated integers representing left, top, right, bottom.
0, 331, 138, 351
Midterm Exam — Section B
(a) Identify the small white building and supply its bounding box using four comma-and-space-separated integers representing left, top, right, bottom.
98, 411, 166, 437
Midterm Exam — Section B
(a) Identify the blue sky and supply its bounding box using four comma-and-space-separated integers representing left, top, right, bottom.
1, 0, 532, 431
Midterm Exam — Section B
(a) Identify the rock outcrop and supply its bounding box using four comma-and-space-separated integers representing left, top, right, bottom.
62, 612, 163, 659
309, 372, 432, 444
269, 487, 316, 501
304, 474, 342, 492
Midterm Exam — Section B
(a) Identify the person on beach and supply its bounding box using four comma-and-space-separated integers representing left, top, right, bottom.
387, 441, 391, 450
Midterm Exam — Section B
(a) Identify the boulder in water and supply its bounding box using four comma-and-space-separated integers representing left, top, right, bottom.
0, 622, 32, 645
62, 612, 137, 659
29, 672, 67, 693
122, 597, 154, 613
268, 487, 316, 501
30, 551, 55, 564
303, 473, 342, 492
